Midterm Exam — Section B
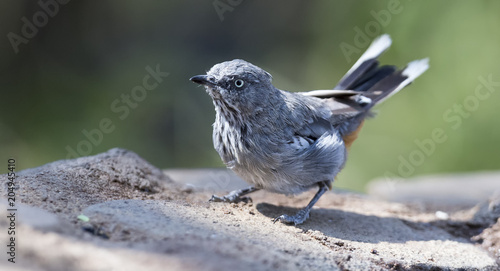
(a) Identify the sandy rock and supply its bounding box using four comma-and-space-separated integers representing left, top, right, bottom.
0, 149, 498, 270
1, 148, 179, 220
368, 172, 500, 212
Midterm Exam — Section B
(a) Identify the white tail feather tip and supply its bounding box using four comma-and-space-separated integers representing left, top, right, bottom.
402, 58, 430, 82
368, 34, 392, 54
346, 34, 392, 75
360, 34, 392, 62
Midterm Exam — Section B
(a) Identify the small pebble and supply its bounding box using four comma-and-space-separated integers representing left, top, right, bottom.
435, 211, 449, 220
181, 184, 195, 193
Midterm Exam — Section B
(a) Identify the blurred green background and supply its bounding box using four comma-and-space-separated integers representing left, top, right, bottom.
1, 1, 499, 192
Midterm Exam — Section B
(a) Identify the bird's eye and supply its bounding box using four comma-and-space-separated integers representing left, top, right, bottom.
234, 79, 244, 88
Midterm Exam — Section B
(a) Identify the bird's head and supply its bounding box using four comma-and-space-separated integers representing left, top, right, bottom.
190, 59, 276, 114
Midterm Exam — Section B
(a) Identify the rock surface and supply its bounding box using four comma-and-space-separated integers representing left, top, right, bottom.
0, 148, 498, 270
368, 172, 500, 212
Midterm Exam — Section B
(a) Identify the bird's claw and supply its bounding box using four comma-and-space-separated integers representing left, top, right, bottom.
209, 194, 252, 203
273, 209, 310, 225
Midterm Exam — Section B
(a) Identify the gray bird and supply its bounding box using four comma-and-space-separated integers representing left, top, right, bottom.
190, 34, 428, 225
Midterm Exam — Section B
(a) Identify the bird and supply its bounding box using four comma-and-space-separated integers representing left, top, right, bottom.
190, 34, 429, 225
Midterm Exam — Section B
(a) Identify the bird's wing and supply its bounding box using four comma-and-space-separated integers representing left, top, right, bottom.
287, 116, 333, 151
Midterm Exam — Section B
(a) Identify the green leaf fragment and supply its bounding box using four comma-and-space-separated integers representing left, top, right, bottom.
77, 214, 90, 222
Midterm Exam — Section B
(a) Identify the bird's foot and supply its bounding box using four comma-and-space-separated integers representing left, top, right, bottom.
209, 193, 252, 203
273, 208, 310, 225
208, 187, 258, 203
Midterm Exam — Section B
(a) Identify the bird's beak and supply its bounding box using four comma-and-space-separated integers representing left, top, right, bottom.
190, 75, 216, 87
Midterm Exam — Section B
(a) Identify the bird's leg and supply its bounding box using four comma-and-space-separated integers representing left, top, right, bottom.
274, 181, 330, 225
209, 186, 259, 203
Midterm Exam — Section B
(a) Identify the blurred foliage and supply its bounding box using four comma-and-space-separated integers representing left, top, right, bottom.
1, 1, 499, 191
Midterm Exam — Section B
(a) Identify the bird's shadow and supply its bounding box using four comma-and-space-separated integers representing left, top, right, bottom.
256, 202, 467, 244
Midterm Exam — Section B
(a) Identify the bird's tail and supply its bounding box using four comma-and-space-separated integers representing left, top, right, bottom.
301, 34, 428, 142
335, 34, 429, 108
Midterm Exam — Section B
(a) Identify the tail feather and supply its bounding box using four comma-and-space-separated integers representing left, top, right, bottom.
353, 65, 396, 92
335, 34, 392, 90
366, 58, 429, 105
333, 34, 429, 109
314, 34, 429, 139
